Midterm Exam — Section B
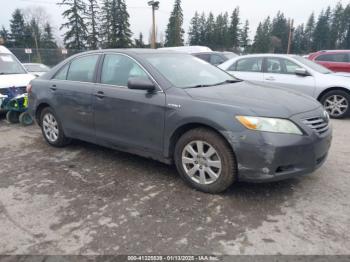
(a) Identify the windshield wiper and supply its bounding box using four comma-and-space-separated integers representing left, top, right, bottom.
185, 79, 241, 89
0, 72, 22, 75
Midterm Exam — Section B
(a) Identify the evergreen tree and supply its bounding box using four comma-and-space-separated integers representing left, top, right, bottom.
99, 0, 112, 47
342, 4, 350, 48
135, 32, 145, 48
86, 0, 99, 49
205, 12, 215, 49
109, 0, 132, 48
10, 9, 26, 47
165, 0, 184, 47
41, 23, 57, 48
312, 7, 331, 51
270, 11, 289, 53
240, 20, 250, 53
292, 24, 306, 54
252, 17, 271, 53
198, 12, 207, 45
188, 12, 201, 45
230, 7, 240, 50
58, 0, 88, 50
304, 13, 315, 53
329, 2, 344, 49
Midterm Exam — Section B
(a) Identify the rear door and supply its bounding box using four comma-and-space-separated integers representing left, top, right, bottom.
50, 54, 100, 141
226, 57, 264, 84
93, 53, 166, 154
263, 57, 316, 97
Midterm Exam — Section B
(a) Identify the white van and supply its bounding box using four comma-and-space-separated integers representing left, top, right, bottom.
0, 46, 35, 109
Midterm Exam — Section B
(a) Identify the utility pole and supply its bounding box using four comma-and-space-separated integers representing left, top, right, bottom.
148, 1, 159, 49
287, 19, 294, 54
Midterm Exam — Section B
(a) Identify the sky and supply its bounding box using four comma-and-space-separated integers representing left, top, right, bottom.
0, 0, 348, 45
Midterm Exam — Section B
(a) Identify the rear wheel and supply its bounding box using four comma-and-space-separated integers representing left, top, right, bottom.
320, 90, 350, 119
40, 107, 71, 147
6, 111, 20, 123
174, 128, 236, 194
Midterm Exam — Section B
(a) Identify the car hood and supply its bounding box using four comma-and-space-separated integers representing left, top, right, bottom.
333, 72, 350, 78
184, 81, 322, 118
0, 74, 35, 89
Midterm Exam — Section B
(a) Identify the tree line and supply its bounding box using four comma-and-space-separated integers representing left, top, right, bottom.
188, 2, 350, 54
1, 0, 350, 55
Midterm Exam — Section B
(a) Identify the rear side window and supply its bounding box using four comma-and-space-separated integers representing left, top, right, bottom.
101, 54, 148, 87
66, 55, 99, 82
210, 54, 226, 65
266, 58, 283, 73
234, 58, 263, 72
316, 53, 349, 63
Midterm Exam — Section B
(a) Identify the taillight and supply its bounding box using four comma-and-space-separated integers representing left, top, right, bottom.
26, 84, 32, 93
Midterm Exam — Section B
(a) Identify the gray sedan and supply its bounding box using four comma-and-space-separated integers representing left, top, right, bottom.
219, 54, 350, 118
28, 50, 332, 193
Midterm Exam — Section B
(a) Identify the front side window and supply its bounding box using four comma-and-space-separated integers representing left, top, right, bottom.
66, 55, 99, 83
142, 53, 235, 89
316, 53, 349, 63
283, 59, 301, 74
101, 54, 148, 87
0, 53, 26, 75
234, 58, 263, 72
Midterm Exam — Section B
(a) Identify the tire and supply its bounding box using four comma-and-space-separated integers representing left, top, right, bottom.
19, 112, 33, 126
40, 107, 71, 147
6, 111, 20, 124
174, 128, 237, 194
320, 90, 350, 119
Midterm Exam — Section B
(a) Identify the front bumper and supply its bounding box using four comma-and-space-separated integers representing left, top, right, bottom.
225, 109, 332, 182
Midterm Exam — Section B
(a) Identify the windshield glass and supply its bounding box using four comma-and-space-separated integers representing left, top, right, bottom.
0, 53, 26, 75
293, 56, 333, 74
25, 64, 50, 72
142, 53, 236, 88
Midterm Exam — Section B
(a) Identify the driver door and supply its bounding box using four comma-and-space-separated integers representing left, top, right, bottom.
93, 53, 166, 155
263, 57, 316, 97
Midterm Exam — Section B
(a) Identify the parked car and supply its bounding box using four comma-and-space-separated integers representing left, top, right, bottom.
28, 50, 332, 193
308, 50, 350, 73
219, 54, 350, 118
23, 63, 50, 77
0, 45, 35, 111
193, 51, 238, 66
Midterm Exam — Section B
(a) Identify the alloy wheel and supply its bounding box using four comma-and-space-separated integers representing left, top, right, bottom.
42, 113, 59, 143
181, 140, 222, 185
324, 95, 349, 117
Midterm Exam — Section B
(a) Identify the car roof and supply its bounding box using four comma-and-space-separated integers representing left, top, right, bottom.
23, 63, 46, 65
316, 50, 350, 53
78, 48, 191, 56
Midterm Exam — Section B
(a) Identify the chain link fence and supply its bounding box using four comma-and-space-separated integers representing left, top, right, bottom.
9, 48, 84, 67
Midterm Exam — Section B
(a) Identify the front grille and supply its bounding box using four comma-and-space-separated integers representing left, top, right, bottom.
302, 117, 329, 135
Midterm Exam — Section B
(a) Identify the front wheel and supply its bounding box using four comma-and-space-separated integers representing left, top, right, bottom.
174, 128, 237, 194
40, 107, 71, 147
321, 90, 350, 119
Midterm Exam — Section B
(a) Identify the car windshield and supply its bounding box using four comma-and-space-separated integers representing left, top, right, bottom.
25, 64, 50, 72
0, 53, 26, 75
293, 56, 333, 74
142, 53, 237, 88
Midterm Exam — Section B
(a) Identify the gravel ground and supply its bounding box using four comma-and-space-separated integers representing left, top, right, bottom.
0, 117, 349, 255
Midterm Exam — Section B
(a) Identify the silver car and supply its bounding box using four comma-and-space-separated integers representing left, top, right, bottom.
219, 54, 350, 118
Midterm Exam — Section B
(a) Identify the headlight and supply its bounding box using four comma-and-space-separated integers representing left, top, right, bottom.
236, 116, 303, 135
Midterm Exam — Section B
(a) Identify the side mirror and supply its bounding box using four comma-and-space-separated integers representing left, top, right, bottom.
128, 77, 156, 92
295, 68, 310, 77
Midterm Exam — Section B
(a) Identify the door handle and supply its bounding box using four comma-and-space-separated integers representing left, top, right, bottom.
50, 84, 57, 91
94, 91, 105, 99
265, 77, 275, 81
